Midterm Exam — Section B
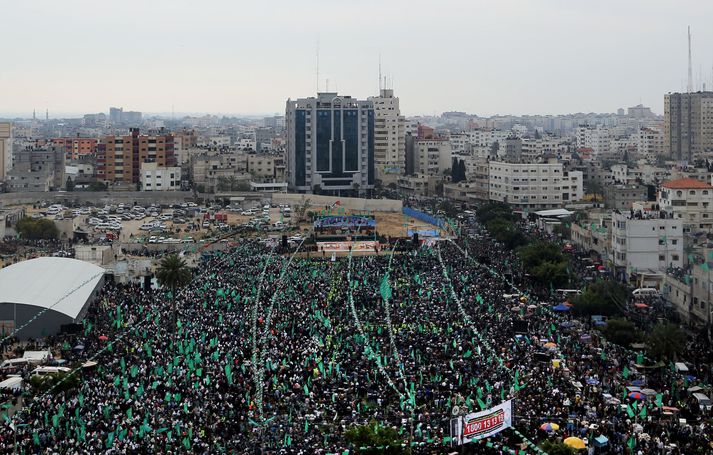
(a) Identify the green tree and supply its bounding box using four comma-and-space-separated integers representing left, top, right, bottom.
16, 218, 58, 240
647, 322, 686, 361
88, 181, 108, 191
601, 318, 642, 347
519, 242, 564, 270
571, 281, 628, 316
30, 371, 80, 394
486, 217, 526, 249
344, 420, 409, 454
540, 441, 576, 455
532, 260, 569, 287
476, 202, 516, 224
65, 176, 75, 192
156, 254, 193, 333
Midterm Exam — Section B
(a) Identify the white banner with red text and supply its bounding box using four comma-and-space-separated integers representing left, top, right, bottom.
453, 400, 513, 445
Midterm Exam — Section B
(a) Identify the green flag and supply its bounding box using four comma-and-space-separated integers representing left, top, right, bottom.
622, 366, 630, 379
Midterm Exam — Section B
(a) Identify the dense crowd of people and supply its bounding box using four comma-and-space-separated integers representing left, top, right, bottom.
0, 214, 710, 454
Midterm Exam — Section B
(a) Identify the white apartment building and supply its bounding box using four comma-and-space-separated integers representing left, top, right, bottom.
611, 210, 683, 280
368, 89, 405, 182
520, 138, 565, 163
466, 129, 510, 149
0, 122, 11, 181
414, 139, 452, 176
658, 178, 713, 232
141, 162, 181, 191
638, 127, 664, 162
576, 125, 610, 158
488, 162, 583, 211
449, 133, 470, 153
197, 136, 231, 148
611, 164, 670, 185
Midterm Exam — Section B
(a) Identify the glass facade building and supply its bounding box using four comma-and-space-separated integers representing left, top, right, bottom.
286, 93, 375, 194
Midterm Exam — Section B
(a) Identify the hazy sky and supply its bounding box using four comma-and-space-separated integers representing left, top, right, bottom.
2, 0, 713, 117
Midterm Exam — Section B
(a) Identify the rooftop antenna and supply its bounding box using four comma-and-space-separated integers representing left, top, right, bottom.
687, 26, 693, 93
316, 38, 320, 93
378, 54, 382, 92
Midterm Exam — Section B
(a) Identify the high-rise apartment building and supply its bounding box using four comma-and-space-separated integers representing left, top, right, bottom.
97, 128, 175, 184
368, 89, 405, 183
285, 92, 374, 194
664, 92, 713, 161
0, 123, 11, 181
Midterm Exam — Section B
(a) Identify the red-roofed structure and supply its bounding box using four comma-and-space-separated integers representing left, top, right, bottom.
661, 178, 713, 190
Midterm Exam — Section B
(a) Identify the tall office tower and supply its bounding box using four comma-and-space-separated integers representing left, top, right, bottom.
109, 107, 123, 124
664, 92, 713, 162
368, 89, 405, 183
0, 122, 11, 181
285, 92, 374, 194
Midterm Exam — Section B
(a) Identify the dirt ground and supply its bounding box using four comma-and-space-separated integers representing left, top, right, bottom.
22, 205, 445, 243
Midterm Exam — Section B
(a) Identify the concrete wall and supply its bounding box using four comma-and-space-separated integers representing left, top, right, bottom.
272, 193, 402, 212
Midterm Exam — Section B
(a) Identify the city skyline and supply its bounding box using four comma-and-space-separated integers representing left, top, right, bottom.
2, 0, 713, 117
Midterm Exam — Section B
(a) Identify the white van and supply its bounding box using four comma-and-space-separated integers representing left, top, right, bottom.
632, 288, 658, 297
31, 366, 71, 376
692, 392, 712, 412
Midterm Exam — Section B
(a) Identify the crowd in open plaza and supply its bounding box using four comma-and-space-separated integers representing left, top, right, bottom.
0, 212, 711, 454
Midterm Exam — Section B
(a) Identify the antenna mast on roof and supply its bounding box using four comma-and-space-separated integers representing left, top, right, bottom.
316, 38, 320, 93
687, 26, 693, 93
378, 54, 382, 92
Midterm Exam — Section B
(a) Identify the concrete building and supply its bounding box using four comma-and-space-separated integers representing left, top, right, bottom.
285, 92, 374, 195
488, 162, 583, 211
109, 107, 142, 125
6, 146, 65, 192
627, 104, 655, 118
664, 91, 713, 161
520, 137, 565, 163
413, 138, 452, 176
576, 125, 610, 158
638, 127, 664, 162
397, 174, 438, 197
97, 129, 175, 184
140, 162, 181, 191
368, 89, 405, 183
603, 184, 648, 210
246, 154, 282, 182
0, 122, 11, 181
50, 137, 98, 160
191, 153, 250, 193
658, 178, 713, 232
611, 210, 683, 281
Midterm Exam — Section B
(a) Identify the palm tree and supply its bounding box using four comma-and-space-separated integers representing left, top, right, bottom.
156, 254, 192, 333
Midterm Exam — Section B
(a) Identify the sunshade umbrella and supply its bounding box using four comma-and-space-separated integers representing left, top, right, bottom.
98, 335, 109, 342
564, 437, 586, 449
539, 422, 559, 432
634, 303, 649, 309
628, 392, 645, 400
543, 342, 557, 348
552, 304, 570, 312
